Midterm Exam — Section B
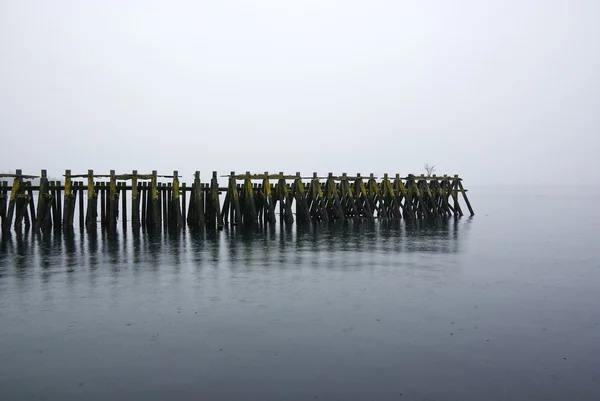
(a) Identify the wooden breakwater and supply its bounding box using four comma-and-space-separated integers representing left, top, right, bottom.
0, 169, 473, 233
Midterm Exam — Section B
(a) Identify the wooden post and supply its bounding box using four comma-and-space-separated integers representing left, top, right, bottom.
121, 181, 127, 230
78, 181, 84, 230
100, 181, 106, 229
85, 170, 98, 231
161, 182, 167, 229
131, 170, 140, 229
207, 171, 222, 229
0, 181, 7, 230
36, 170, 52, 231
221, 173, 232, 227
107, 170, 118, 232
293, 172, 309, 224
354, 174, 373, 220
451, 175, 463, 217
187, 171, 204, 227
242, 171, 257, 226
27, 182, 36, 227
55, 178, 62, 229
3, 169, 20, 231
262, 172, 275, 224
141, 181, 147, 227
12, 170, 31, 231
170, 171, 182, 229
231, 171, 242, 226
181, 182, 187, 227
150, 170, 160, 229
63, 169, 75, 230
458, 180, 474, 216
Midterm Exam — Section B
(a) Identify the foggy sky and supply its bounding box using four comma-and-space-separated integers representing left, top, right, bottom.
1, 0, 598, 185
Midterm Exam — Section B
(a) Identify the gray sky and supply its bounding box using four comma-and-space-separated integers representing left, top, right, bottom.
1, 0, 598, 185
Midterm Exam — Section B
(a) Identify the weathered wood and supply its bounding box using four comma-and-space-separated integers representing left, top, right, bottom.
162, 182, 167, 230
100, 182, 106, 229
131, 170, 140, 229
121, 182, 127, 229
242, 172, 258, 226
35, 171, 52, 231
293, 172, 311, 224
0, 169, 473, 233
11, 170, 31, 231
56, 180, 62, 230
148, 171, 160, 229
107, 170, 118, 232
3, 170, 21, 232
141, 181, 147, 227
78, 181, 84, 230
325, 173, 344, 221
181, 182, 186, 227
27, 182, 36, 226
458, 180, 474, 216
262, 173, 276, 224
206, 171, 222, 229
85, 170, 98, 230
169, 171, 182, 229
63, 170, 75, 230
0, 181, 7, 229
451, 176, 464, 217
187, 171, 205, 228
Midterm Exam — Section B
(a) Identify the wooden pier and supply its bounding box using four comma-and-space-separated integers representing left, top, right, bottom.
0, 170, 473, 233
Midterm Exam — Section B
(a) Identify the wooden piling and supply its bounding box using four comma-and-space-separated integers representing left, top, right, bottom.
107, 170, 118, 232
85, 170, 98, 231
451, 176, 464, 217
181, 182, 187, 227
149, 170, 160, 229
27, 182, 36, 226
3, 169, 20, 232
458, 180, 474, 216
100, 182, 106, 229
0, 181, 7, 229
263, 172, 276, 224
0, 169, 474, 233
131, 170, 140, 229
121, 181, 127, 229
169, 171, 182, 229
141, 181, 147, 227
78, 181, 84, 230
162, 182, 167, 230
187, 171, 204, 228
55, 179, 62, 230
63, 169, 75, 230
35, 170, 52, 231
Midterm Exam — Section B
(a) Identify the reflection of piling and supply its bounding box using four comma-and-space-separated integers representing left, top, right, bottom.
0, 169, 474, 234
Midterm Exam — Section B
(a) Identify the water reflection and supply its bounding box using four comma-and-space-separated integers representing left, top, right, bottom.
0, 218, 470, 280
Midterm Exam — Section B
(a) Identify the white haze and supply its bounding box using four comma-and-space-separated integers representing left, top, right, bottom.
1, 0, 598, 185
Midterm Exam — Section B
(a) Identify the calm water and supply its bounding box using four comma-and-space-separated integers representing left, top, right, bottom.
1, 186, 599, 401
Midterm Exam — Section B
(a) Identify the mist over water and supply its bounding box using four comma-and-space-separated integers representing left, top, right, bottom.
0, 186, 599, 401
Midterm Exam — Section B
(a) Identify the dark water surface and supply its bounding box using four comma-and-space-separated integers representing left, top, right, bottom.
1, 186, 599, 401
